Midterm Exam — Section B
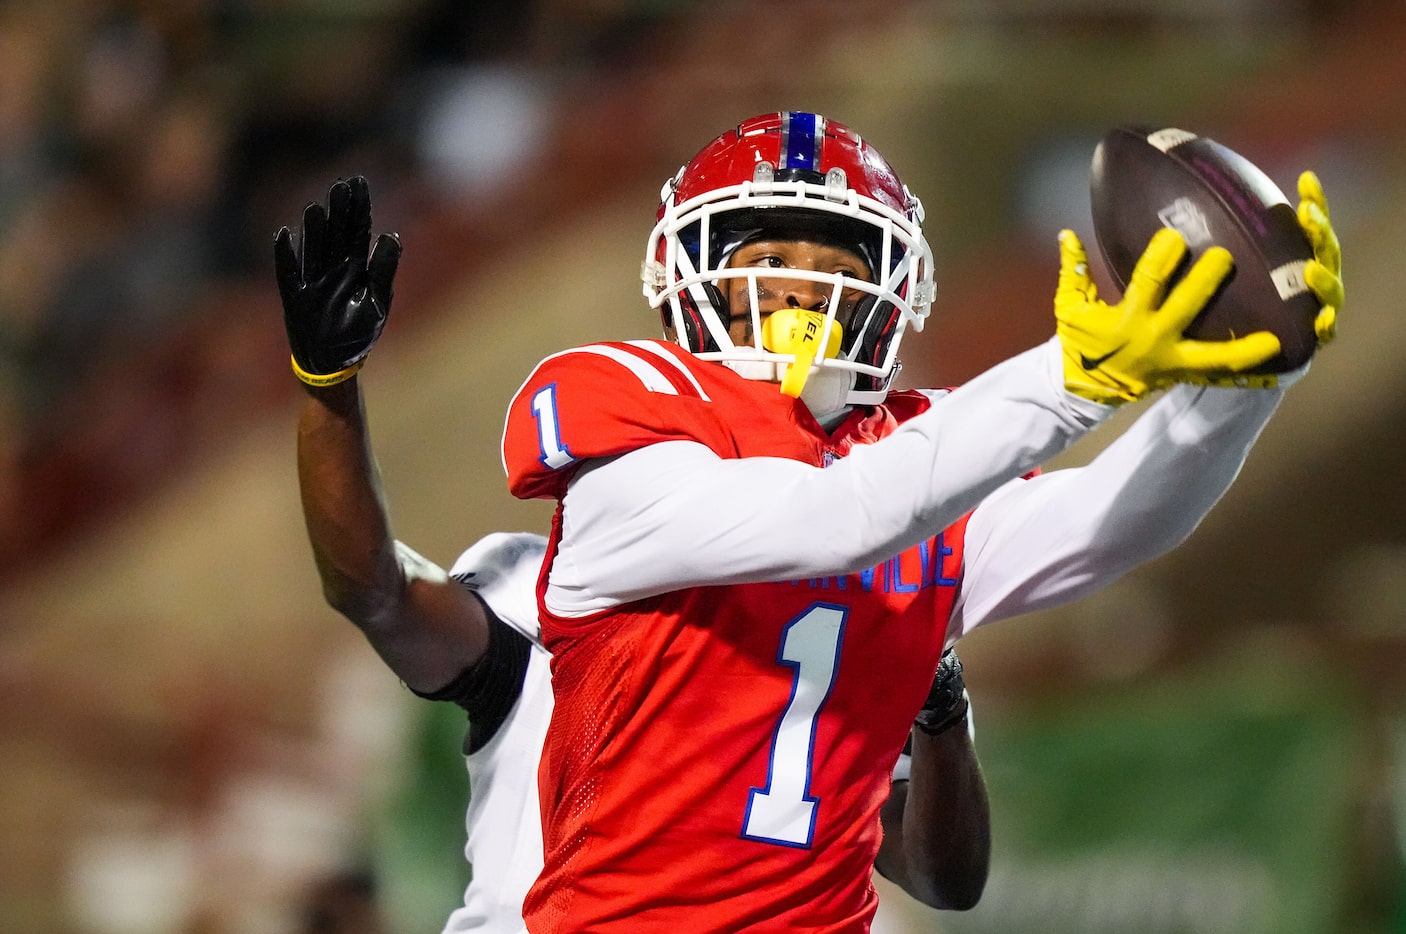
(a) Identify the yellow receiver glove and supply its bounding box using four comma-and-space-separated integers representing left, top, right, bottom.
1297, 170, 1343, 345
1054, 227, 1282, 404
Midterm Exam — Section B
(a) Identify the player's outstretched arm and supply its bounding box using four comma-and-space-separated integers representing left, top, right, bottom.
278, 177, 490, 692
875, 650, 990, 910
951, 175, 1349, 633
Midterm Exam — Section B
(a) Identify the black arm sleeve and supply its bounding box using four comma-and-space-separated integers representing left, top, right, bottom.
411, 591, 533, 755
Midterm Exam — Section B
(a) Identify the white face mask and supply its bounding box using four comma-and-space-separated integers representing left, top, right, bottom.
645, 167, 935, 408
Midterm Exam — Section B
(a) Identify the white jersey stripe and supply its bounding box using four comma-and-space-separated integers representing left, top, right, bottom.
501, 342, 691, 479
568, 344, 681, 395
625, 340, 712, 401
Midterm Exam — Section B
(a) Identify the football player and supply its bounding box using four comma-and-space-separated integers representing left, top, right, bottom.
277, 177, 991, 933
490, 112, 1343, 931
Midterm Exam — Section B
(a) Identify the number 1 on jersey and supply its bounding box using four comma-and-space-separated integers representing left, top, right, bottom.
743, 603, 847, 848
530, 384, 575, 470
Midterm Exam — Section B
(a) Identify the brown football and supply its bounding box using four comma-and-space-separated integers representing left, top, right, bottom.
1090, 126, 1319, 372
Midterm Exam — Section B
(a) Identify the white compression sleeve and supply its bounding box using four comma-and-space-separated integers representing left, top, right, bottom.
546, 339, 1111, 615
951, 380, 1287, 633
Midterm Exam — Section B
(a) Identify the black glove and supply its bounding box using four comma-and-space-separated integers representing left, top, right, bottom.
274, 176, 402, 386
913, 648, 970, 736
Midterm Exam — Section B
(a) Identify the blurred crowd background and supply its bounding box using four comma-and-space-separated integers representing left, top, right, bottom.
1, 1, 1404, 932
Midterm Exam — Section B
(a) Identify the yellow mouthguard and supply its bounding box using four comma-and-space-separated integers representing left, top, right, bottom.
762, 309, 844, 398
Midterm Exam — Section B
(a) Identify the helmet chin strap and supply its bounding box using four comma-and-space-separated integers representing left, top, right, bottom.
798, 367, 856, 422
719, 309, 857, 421
718, 357, 856, 421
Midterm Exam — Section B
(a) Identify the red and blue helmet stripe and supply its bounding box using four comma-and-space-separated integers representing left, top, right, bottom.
779, 111, 823, 173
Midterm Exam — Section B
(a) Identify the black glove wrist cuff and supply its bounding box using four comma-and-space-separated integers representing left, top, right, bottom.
913, 692, 969, 736
914, 648, 969, 736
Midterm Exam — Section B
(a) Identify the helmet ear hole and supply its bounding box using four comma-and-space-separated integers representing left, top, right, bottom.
677, 282, 729, 353
851, 299, 901, 393
845, 294, 878, 344
703, 282, 728, 328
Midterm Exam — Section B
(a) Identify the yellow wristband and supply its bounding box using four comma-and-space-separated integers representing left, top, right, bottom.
291, 354, 363, 387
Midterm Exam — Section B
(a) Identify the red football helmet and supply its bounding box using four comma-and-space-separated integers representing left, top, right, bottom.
642, 112, 934, 408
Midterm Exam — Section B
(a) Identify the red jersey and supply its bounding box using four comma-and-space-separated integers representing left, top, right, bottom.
502, 340, 968, 932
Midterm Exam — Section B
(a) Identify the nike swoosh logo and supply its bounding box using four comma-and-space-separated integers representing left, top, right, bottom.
1080, 343, 1127, 370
